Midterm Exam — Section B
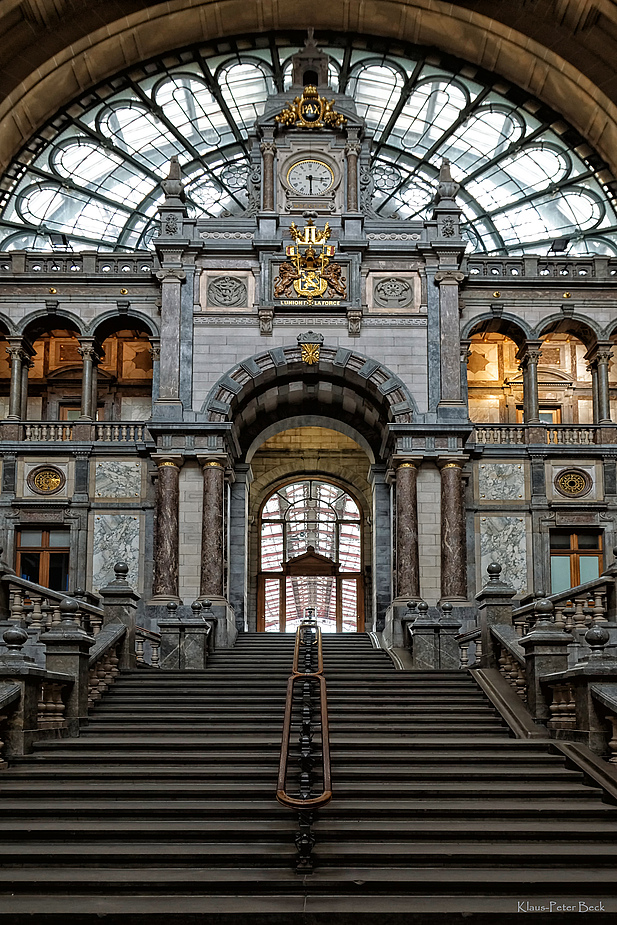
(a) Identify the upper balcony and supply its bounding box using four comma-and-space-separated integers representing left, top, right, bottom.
472, 423, 617, 447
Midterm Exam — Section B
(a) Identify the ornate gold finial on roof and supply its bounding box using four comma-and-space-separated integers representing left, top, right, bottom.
275, 86, 347, 130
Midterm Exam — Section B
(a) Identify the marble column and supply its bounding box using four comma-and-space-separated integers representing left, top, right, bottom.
6, 341, 24, 420
260, 141, 276, 212
345, 143, 361, 212
77, 339, 100, 421
151, 457, 183, 602
149, 339, 161, 403
517, 341, 542, 424
434, 270, 465, 408
20, 357, 31, 421
587, 343, 613, 424
395, 461, 420, 599
199, 458, 225, 599
439, 460, 467, 601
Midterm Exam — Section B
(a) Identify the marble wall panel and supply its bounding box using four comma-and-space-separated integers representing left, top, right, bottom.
95, 460, 142, 499
92, 513, 141, 591
479, 515, 528, 594
478, 462, 525, 501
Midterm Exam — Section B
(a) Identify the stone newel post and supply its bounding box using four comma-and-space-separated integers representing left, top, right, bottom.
151, 456, 183, 602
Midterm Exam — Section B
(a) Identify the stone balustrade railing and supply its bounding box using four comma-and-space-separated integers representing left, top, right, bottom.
9, 421, 151, 444
456, 628, 481, 668
464, 255, 617, 280
88, 623, 126, 709
0, 252, 154, 278
135, 626, 161, 668
472, 562, 617, 764
472, 424, 615, 446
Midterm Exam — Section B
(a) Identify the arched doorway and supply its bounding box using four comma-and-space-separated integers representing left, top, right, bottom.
257, 479, 364, 633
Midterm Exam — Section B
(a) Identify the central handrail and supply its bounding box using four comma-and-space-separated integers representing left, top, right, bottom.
276, 619, 332, 871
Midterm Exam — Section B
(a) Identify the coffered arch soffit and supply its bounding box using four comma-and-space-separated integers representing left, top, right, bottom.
202, 344, 416, 457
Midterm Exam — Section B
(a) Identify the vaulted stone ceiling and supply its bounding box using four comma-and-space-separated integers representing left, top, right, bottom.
0, 0, 616, 175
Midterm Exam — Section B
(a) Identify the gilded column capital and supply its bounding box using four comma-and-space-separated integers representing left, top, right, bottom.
152, 455, 184, 470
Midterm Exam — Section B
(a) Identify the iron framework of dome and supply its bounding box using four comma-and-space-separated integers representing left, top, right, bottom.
1, 31, 616, 257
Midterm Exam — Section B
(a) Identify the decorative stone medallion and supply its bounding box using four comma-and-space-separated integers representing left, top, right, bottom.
207, 276, 248, 308
374, 277, 413, 309
554, 467, 592, 498
27, 465, 66, 495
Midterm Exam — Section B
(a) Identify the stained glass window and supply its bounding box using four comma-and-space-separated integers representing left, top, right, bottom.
1, 33, 616, 255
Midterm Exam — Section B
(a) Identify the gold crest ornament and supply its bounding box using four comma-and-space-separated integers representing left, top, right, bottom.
273, 220, 347, 302
297, 331, 324, 365
27, 466, 65, 494
275, 86, 347, 130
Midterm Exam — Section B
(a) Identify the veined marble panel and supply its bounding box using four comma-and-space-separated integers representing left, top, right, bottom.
95, 460, 142, 498
92, 513, 140, 590
478, 463, 525, 501
479, 515, 528, 594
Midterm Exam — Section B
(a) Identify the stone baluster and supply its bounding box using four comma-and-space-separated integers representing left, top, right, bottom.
592, 590, 607, 624
199, 457, 226, 600
459, 641, 469, 668
29, 595, 43, 632
438, 459, 467, 602
151, 457, 183, 602
151, 637, 160, 668
395, 461, 420, 600
135, 635, 145, 664
10, 587, 24, 625
260, 141, 276, 211
607, 716, 617, 765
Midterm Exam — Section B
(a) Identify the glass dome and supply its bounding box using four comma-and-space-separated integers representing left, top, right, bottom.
1, 31, 616, 256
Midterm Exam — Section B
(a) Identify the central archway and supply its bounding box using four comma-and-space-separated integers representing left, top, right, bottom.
257, 477, 364, 633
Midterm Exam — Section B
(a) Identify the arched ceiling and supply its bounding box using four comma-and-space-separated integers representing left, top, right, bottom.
1, 1, 617, 254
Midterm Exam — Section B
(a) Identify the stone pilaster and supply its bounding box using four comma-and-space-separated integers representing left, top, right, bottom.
345, 143, 361, 212
439, 459, 467, 601
395, 461, 420, 600
434, 270, 466, 413
260, 141, 276, 212
155, 268, 186, 416
151, 456, 183, 603
199, 457, 226, 599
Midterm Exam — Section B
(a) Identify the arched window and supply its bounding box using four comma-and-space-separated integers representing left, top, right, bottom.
258, 479, 363, 633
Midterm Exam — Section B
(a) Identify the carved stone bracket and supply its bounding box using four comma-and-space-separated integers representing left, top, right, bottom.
347, 309, 362, 335
258, 308, 274, 335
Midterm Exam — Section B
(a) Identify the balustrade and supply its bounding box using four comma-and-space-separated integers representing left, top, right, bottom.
17, 421, 149, 443
472, 424, 606, 446
135, 627, 161, 668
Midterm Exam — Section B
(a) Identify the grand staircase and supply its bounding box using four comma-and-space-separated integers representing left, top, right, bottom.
0, 632, 616, 921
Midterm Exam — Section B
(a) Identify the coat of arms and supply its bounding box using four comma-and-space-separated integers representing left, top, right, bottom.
273, 220, 347, 302
275, 86, 347, 130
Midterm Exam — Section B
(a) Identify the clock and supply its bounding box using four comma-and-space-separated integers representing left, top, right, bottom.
286, 159, 334, 196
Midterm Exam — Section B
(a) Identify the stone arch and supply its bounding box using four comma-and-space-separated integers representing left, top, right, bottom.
0, 314, 14, 337
88, 309, 159, 340
2, 3, 617, 180
19, 309, 84, 340
462, 313, 532, 348
202, 343, 417, 459
535, 314, 601, 350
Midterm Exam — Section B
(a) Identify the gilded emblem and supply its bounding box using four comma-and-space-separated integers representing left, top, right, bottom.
297, 331, 324, 365
275, 86, 347, 130
27, 466, 65, 494
555, 468, 591, 497
273, 220, 347, 302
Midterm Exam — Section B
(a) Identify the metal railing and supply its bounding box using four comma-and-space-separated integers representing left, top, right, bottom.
277, 617, 332, 873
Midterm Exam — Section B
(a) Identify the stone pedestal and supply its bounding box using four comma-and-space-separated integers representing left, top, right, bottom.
438, 602, 463, 669
476, 563, 517, 669
39, 602, 94, 729
409, 602, 441, 669
158, 602, 212, 669
99, 562, 141, 669
519, 600, 571, 722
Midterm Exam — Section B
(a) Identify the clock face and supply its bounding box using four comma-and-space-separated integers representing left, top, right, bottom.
287, 159, 334, 196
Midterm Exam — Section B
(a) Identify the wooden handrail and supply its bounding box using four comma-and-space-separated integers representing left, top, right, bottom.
277, 622, 332, 811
